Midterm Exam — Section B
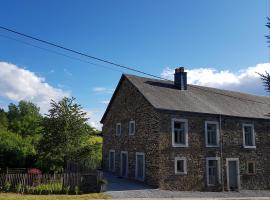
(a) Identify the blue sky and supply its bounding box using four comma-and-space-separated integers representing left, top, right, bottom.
0, 0, 269, 129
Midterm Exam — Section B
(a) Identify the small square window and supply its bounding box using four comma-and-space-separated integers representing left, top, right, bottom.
247, 161, 256, 174
175, 157, 187, 175
116, 123, 121, 136
129, 121, 135, 135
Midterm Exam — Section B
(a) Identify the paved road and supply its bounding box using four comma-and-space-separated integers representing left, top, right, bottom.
104, 173, 270, 199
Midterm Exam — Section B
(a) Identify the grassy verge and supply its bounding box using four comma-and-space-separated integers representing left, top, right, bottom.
0, 193, 110, 200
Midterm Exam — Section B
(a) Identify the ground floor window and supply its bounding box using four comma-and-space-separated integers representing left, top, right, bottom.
109, 150, 115, 172
246, 161, 256, 174
135, 152, 145, 181
175, 157, 187, 175
206, 157, 220, 186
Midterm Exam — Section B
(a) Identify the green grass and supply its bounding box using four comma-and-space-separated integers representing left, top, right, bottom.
0, 193, 110, 200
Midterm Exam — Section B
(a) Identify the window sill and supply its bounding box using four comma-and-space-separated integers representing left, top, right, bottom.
175, 172, 187, 175
206, 145, 220, 148
172, 144, 189, 147
243, 146, 256, 149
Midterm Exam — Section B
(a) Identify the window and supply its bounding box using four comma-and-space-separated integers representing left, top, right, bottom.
116, 123, 121, 136
135, 152, 145, 181
129, 121, 135, 135
206, 157, 220, 186
246, 161, 256, 174
205, 121, 219, 147
109, 150, 115, 172
242, 124, 255, 148
175, 157, 187, 175
172, 118, 188, 147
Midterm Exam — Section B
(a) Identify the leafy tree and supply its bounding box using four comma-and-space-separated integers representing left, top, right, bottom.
0, 108, 8, 129
260, 17, 270, 92
0, 128, 36, 167
259, 71, 270, 93
38, 97, 93, 172
76, 131, 102, 170
7, 101, 43, 137
266, 17, 270, 45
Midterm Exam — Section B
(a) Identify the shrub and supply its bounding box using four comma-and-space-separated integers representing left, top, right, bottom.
63, 185, 70, 195
15, 183, 23, 193
75, 185, 80, 195
4, 181, 11, 192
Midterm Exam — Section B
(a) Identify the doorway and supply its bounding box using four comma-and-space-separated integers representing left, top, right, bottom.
120, 151, 128, 177
226, 158, 240, 191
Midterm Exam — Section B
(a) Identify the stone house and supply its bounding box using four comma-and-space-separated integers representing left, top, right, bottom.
101, 67, 270, 191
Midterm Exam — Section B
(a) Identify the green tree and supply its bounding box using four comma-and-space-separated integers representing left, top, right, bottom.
38, 97, 93, 172
260, 17, 270, 92
0, 108, 8, 129
0, 127, 36, 167
7, 101, 43, 137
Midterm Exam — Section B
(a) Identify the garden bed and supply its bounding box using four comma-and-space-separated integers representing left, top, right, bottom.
0, 193, 110, 200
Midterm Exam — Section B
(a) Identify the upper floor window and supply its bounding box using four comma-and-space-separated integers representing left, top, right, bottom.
129, 120, 135, 135
175, 157, 187, 175
205, 121, 220, 147
172, 118, 188, 147
242, 124, 255, 148
116, 123, 121, 136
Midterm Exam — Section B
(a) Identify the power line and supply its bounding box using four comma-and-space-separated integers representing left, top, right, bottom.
0, 25, 167, 80
0, 33, 124, 74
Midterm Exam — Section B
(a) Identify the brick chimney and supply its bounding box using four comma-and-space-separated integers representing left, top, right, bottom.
174, 67, 187, 90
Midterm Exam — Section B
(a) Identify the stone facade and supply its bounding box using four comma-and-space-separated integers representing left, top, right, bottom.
158, 110, 270, 191
102, 76, 270, 191
102, 77, 161, 187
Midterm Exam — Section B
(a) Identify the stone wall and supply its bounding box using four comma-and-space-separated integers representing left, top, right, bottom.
102, 76, 270, 191
158, 110, 270, 191
102, 77, 160, 187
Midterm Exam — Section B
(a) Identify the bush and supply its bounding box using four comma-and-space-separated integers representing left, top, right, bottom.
31, 182, 62, 195
75, 185, 80, 195
4, 181, 11, 192
15, 183, 23, 193
63, 185, 70, 195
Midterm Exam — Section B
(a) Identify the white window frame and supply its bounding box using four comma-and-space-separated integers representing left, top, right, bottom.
246, 161, 256, 174
175, 157, 187, 175
135, 152, 145, 181
172, 118, 188, 147
205, 121, 220, 147
129, 120, 135, 135
116, 123, 121, 136
206, 157, 221, 186
242, 123, 256, 148
109, 149, 115, 172
120, 151, 128, 177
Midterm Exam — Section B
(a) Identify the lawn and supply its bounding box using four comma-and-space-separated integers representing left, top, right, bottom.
0, 193, 110, 200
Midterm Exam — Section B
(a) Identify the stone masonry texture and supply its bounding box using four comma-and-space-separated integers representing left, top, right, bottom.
102, 76, 270, 191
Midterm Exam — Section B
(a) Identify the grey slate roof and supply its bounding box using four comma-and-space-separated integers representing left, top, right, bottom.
124, 74, 270, 120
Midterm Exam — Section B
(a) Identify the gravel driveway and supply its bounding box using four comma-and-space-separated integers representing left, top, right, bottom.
104, 173, 270, 199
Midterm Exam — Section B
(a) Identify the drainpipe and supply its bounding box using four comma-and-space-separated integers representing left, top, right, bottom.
219, 115, 224, 191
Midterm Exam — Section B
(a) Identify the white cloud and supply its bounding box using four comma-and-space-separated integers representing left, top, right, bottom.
100, 100, 110, 104
161, 63, 270, 96
0, 61, 70, 113
84, 109, 103, 130
93, 87, 114, 94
